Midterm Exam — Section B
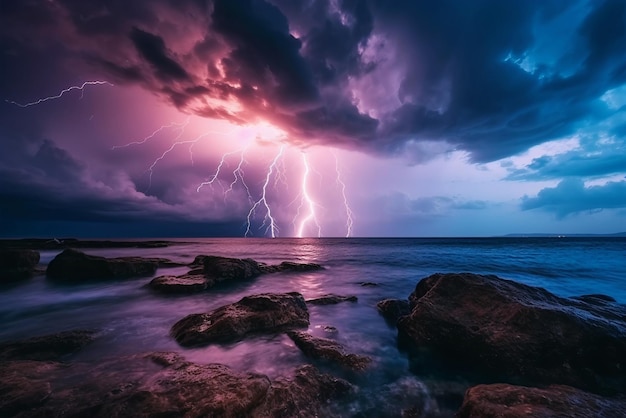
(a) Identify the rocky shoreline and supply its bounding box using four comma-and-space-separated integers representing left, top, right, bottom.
1, 244, 625, 417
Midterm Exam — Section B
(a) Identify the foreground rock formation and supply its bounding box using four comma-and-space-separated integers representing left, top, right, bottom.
171, 292, 310, 346
0, 248, 40, 281
0, 351, 353, 417
46, 249, 174, 281
395, 272, 626, 398
457, 383, 626, 417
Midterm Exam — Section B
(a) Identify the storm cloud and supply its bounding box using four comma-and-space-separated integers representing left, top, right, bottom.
2, 0, 624, 161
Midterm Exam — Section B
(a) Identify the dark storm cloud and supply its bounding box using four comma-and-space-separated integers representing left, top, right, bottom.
2, 0, 625, 162
521, 178, 626, 218
130, 27, 190, 82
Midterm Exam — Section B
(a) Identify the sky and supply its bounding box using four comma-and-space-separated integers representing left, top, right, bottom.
1, 0, 625, 238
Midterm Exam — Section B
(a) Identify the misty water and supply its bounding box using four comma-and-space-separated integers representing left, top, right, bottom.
2, 237, 625, 415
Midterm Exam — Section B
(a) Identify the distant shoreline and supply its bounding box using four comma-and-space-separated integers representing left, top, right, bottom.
1, 234, 625, 250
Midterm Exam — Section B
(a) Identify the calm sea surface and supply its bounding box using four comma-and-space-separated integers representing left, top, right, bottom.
1, 237, 625, 415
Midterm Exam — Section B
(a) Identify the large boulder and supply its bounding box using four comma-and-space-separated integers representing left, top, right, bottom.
376, 299, 411, 323
203, 255, 263, 282
457, 383, 626, 418
287, 331, 371, 371
171, 292, 310, 346
0, 249, 40, 281
46, 249, 159, 281
397, 273, 626, 394
0, 330, 97, 361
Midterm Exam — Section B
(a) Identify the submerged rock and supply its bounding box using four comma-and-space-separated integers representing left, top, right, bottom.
0, 248, 40, 281
306, 294, 358, 305
398, 272, 626, 394
171, 292, 310, 346
46, 249, 160, 281
0, 353, 352, 417
287, 331, 371, 371
376, 299, 411, 323
458, 383, 626, 418
0, 330, 97, 361
149, 273, 208, 294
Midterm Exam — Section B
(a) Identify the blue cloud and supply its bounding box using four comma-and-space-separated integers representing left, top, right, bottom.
521, 178, 626, 217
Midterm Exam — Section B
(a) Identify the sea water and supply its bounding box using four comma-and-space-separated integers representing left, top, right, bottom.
1, 237, 625, 415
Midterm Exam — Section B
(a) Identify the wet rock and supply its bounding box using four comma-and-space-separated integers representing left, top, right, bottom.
255, 364, 354, 417
306, 294, 358, 305
377, 299, 411, 323
260, 261, 324, 274
287, 331, 371, 371
457, 383, 626, 418
0, 248, 40, 281
172, 292, 310, 346
360, 282, 378, 287
0, 330, 97, 361
46, 249, 160, 281
149, 273, 208, 294
398, 273, 626, 394
203, 255, 264, 282
1, 353, 352, 418
0, 360, 62, 416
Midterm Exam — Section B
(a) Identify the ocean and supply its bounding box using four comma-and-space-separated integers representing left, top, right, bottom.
1, 237, 625, 416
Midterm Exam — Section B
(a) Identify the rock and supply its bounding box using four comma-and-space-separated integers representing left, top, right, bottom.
0, 360, 61, 416
0, 248, 40, 281
0, 353, 352, 417
203, 255, 264, 282
377, 299, 411, 323
360, 282, 378, 287
0, 330, 97, 361
149, 274, 208, 294
260, 261, 324, 274
171, 292, 310, 346
398, 273, 626, 394
287, 331, 371, 371
254, 364, 354, 417
46, 249, 159, 281
306, 294, 358, 305
457, 383, 626, 418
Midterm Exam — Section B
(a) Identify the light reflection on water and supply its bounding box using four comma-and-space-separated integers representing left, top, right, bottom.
1, 237, 625, 415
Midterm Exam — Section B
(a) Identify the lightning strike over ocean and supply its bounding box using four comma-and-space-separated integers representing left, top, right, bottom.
334, 154, 354, 238
246, 145, 285, 238
5, 81, 114, 108
296, 153, 321, 238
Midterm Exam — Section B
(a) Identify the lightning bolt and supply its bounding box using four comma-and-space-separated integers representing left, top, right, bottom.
296, 152, 321, 238
145, 119, 192, 191
334, 153, 354, 237
5, 81, 114, 108
246, 145, 285, 238
112, 119, 189, 150
225, 147, 253, 201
